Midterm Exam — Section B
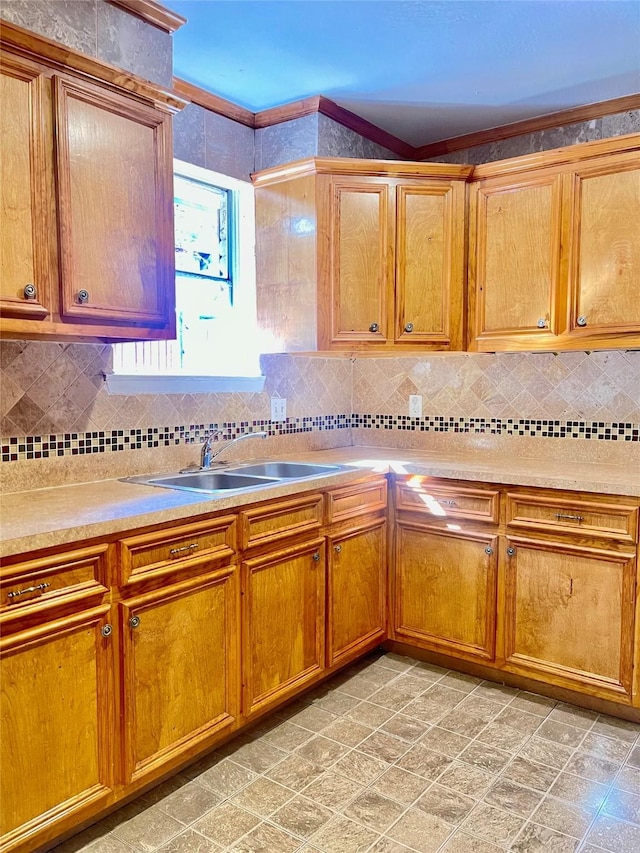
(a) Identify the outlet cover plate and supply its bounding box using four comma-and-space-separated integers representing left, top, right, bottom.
271, 397, 287, 421
409, 395, 423, 417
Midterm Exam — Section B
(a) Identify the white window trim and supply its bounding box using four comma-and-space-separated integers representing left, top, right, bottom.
106, 159, 265, 395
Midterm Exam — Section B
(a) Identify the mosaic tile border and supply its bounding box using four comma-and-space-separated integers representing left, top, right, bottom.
352, 414, 640, 441
1, 414, 638, 463
1, 416, 350, 463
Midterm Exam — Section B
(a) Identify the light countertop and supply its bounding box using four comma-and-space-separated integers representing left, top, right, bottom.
1, 446, 638, 559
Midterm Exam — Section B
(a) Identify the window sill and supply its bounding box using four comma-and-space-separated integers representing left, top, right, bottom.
105, 374, 265, 395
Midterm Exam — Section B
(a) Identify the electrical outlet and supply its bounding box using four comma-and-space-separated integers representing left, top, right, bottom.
271, 397, 287, 421
409, 394, 423, 417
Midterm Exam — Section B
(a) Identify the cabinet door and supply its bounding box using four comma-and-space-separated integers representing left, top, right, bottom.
0, 53, 53, 322
0, 607, 114, 851
54, 76, 175, 330
120, 568, 239, 785
393, 522, 498, 662
327, 519, 386, 668
568, 154, 640, 338
501, 537, 635, 702
243, 538, 325, 716
328, 178, 392, 345
471, 173, 564, 350
395, 182, 465, 349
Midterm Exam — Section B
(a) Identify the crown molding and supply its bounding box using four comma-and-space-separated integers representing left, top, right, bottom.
106, 0, 186, 33
173, 78, 255, 127
414, 93, 640, 159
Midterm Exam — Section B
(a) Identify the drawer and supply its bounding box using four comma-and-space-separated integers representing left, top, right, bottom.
326, 478, 388, 525
1, 545, 109, 615
506, 492, 639, 544
119, 515, 237, 583
395, 479, 500, 525
239, 494, 323, 551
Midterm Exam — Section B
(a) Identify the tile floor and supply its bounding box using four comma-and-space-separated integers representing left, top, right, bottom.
53, 651, 640, 853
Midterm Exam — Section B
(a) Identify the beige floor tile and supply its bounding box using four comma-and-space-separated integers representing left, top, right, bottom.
193, 802, 261, 847
580, 733, 632, 764
259, 720, 316, 752
461, 802, 525, 846
437, 672, 482, 694
456, 695, 505, 724
601, 787, 640, 825
368, 837, 415, 853
458, 742, 512, 775
613, 764, 640, 795
375, 652, 417, 672
141, 774, 192, 806
310, 815, 380, 853
295, 734, 351, 768
195, 758, 257, 797
395, 743, 453, 780
509, 691, 556, 717
536, 720, 587, 749
530, 795, 595, 839
402, 695, 453, 724
564, 751, 621, 784
227, 820, 302, 852
410, 661, 448, 681
494, 706, 543, 736
266, 753, 325, 791
226, 740, 290, 774
438, 709, 489, 739
418, 727, 472, 759
386, 809, 453, 852
381, 713, 431, 743
111, 805, 184, 851
547, 704, 598, 731
475, 721, 529, 753
440, 831, 503, 852
321, 717, 374, 746
271, 794, 334, 837
470, 682, 518, 705
415, 783, 475, 824
231, 776, 296, 817
591, 715, 640, 745
423, 685, 468, 712
306, 687, 361, 716
368, 685, 417, 710
628, 745, 640, 768
437, 761, 496, 801
344, 790, 406, 833
302, 770, 365, 809
514, 738, 575, 772
156, 829, 223, 852
586, 814, 640, 852
72, 836, 136, 853
510, 822, 579, 852
286, 705, 340, 733
345, 701, 395, 728
332, 748, 390, 785
548, 772, 609, 810
370, 766, 431, 805
154, 781, 222, 825
358, 731, 410, 763
483, 778, 545, 819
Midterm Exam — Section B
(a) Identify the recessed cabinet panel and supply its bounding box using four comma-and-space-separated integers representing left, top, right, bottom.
0, 55, 52, 321
502, 538, 635, 701
0, 608, 113, 845
331, 181, 390, 343
475, 176, 563, 340
54, 76, 174, 328
394, 522, 498, 661
570, 161, 640, 334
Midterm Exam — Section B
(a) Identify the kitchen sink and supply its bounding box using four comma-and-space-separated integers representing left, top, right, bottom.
231, 462, 342, 478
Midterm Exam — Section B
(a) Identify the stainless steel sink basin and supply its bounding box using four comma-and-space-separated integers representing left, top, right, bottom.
231, 462, 342, 478
123, 470, 279, 494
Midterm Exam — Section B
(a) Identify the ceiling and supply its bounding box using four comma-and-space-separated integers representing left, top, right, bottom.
165, 0, 640, 147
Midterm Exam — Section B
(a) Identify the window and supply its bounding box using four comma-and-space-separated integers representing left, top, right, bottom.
108, 160, 264, 394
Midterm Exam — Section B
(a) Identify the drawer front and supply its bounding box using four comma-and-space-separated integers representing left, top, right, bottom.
239, 495, 323, 551
395, 480, 500, 525
506, 492, 639, 544
326, 478, 388, 525
119, 516, 237, 582
1, 545, 109, 615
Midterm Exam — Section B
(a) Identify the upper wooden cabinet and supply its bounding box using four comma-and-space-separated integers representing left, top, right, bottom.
469, 134, 640, 352
253, 158, 472, 352
0, 21, 184, 342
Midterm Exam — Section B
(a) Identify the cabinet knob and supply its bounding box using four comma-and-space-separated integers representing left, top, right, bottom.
506, 546, 516, 557
100, 624, 113, 638
129, 615, 141, 629
404, 322, 414, 333
369, 322, 379, 333
536, 318, 547, 329
334, 544, 342, 553
576, 316, 587, 327
24, 284, 37, 300
484, 546, 493, 555
312, 552, 320, 562
77, 289, 90, 304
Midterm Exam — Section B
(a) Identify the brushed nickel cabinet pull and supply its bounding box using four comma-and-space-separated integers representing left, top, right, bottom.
7, 582, 50, 600
555, 513, 584, 522
438, 499, 457, 507
169, 543, 199, 557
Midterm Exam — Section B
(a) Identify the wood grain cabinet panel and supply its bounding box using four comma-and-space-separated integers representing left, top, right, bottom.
119, 567, 239, 785
501, 537, 636, 702
0, 605, 114, 853
326, 518, 386, 668
393, 521, 498, 662
253, 159, 472, 353
242, 538, 325, 716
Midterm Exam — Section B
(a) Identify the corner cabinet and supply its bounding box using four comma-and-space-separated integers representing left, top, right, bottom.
253, 158, 472, 352
469, 134, 640, 352
0, 20, 185, 342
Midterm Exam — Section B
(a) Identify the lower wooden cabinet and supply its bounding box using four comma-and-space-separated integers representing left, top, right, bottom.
501, 536, 636, 703
0, 605, 115, 851
326, 518, 387, 668
119, 566, 239, 786
393, 521, 498, 662
242, 537, 326, 717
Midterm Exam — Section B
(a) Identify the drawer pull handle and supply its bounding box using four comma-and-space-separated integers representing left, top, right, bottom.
438, 499, 457, 507
7, 582, 50, 600
169, 543, 199, 557
555, 513, 584, 522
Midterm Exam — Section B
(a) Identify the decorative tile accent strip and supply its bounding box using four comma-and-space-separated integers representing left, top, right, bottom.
1, 416, 350, 463
351, 414, 640, 441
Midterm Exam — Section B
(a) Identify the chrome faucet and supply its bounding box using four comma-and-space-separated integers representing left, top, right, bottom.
201, 430, 267, 468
